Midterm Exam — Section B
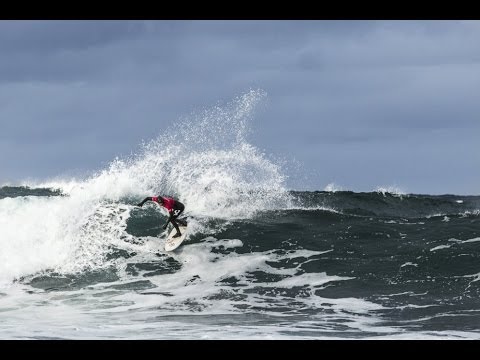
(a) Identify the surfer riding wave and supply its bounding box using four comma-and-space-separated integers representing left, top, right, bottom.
136, 195, 187, 238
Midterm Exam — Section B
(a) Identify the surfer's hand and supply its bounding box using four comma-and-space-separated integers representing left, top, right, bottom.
136, 203, 143, 207
162, 224, 168, 230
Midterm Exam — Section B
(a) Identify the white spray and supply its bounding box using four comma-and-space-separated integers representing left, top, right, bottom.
0, 89, 291, 285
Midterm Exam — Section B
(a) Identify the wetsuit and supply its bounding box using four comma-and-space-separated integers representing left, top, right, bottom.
137, 196, 186, 237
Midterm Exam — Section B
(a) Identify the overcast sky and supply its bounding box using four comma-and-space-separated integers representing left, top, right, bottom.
0, 20, 479, 194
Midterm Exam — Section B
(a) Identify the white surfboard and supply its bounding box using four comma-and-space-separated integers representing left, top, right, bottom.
164, 225, 188, 251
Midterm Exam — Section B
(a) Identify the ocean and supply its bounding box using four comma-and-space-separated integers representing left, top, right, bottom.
1, 185, 479, 340
1, 90, 479, 339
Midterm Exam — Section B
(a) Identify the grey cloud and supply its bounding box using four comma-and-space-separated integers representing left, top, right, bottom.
0, 20, 144, 53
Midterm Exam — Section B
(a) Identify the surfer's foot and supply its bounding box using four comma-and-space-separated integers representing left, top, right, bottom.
173, 232, 182, 238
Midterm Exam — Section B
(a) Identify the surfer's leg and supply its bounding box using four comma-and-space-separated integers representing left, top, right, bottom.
171, 204, 185, 237
171, 219, 182, 237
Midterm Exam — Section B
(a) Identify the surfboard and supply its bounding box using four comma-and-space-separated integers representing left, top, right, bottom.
164, 225, 188, 251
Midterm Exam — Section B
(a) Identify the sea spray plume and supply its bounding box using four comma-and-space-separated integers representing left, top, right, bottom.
375, 186, 407, 198
324, 183, 343, 192
120, 89, 292, 218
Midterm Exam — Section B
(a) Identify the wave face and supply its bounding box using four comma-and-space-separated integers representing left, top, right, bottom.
1, 91, 480, 339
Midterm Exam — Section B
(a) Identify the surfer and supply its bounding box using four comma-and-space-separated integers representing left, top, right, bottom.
136, 196, 187, 238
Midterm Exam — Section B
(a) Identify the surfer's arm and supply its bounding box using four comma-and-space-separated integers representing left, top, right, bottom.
136, 197, 153, 207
